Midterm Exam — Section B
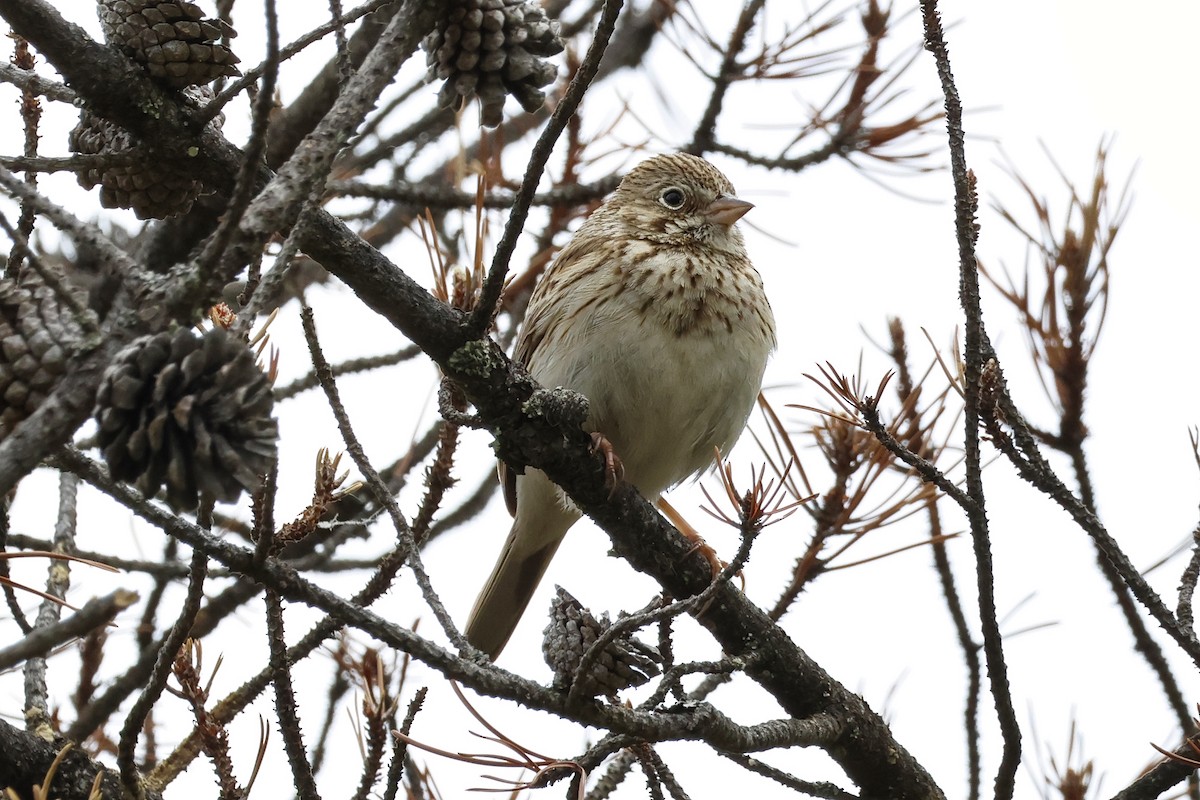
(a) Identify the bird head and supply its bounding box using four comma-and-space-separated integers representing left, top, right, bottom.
604, 153, 753, 251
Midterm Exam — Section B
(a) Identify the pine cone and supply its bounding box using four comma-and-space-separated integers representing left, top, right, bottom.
423, 0, 563, 127
67, 85, 220, 219
0, 277, 92, 441
97, 0, 240, 88
94, 327, 278, 512
543, 587, 661, 697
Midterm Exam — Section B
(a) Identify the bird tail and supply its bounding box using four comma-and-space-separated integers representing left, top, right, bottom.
465, 526, 565, 659
465, 472, 578, 659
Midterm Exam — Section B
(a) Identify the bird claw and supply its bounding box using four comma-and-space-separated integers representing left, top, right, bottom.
683, 535, 724, 581
590, 432, 624, 495
682, 535, 744, 590
656, 497, 745, 591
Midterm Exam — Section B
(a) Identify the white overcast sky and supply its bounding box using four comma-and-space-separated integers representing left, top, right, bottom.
5, 1, 1200, 798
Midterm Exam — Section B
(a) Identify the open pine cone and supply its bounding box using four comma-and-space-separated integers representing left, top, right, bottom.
0, 277, 92, 441
68, 85, 223, 220
69, 107, 202, 220
543, 586, 661, 697
94, 327, 277, 512
97, 0, 240, 88
423, 0, 563, 127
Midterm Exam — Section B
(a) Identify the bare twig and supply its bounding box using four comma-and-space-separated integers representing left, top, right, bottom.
0, 590, 136, 672
471, 0, 625, 334
919, 2, 1020, 796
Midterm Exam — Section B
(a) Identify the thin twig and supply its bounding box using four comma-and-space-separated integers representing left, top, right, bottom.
687, 0, 766, 155
470, 0, 625, 334
22, 472, 79, 737
117, 543, 210, 799
918, 2, 1020, 796
0, 590, 137, 672
381, 686, 427, 800
298, 305, 465, 648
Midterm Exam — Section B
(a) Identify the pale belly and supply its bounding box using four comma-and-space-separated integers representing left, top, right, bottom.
532, 302, 770, 500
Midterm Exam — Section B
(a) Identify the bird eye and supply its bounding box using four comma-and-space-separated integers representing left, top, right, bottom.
659, 187, 686, 209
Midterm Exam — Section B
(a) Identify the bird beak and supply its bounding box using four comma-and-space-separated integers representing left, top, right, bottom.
704, 196, 754, 226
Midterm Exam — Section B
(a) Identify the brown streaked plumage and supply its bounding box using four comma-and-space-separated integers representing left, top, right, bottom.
465, 153, 776, 658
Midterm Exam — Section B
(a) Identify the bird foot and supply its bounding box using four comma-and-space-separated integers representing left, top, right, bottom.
590, 432, 624, 495
682, 535, 730, 584
657, 497, 744, 589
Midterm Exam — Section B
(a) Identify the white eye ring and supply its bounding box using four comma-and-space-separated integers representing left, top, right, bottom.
659, 187, 686, 209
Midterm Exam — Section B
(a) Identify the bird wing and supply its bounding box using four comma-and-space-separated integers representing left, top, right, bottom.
500, 232, 614, 519
499, 459, 517, 517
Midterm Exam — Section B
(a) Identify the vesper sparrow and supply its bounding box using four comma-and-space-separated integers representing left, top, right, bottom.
465, 153, 776, 658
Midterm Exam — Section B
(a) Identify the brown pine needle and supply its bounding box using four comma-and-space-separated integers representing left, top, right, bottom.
825, 531, 960, 571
